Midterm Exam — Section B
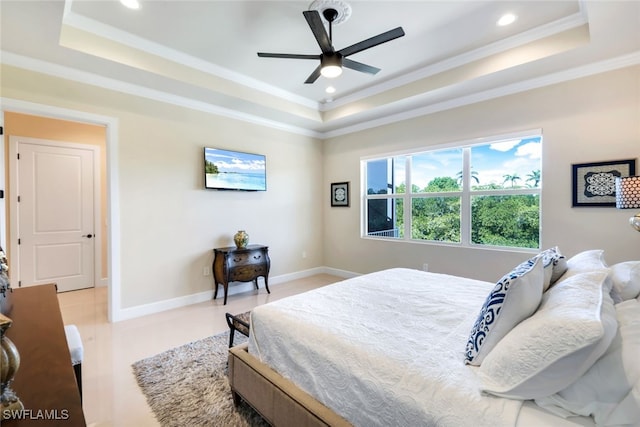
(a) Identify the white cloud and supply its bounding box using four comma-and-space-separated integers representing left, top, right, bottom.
490, 139, 521, 152
504, 156, 538, 171
515, 142, 541, 159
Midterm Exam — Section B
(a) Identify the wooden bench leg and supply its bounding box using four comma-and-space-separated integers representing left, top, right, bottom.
225, 312, 250, 349
225, 313, 236, 347
229, 326, 236, 347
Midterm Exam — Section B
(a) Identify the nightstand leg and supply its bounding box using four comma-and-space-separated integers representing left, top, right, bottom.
264, 277, 270, 294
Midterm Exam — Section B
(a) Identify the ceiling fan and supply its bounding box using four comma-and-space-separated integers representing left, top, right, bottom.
257, 8, 405, 84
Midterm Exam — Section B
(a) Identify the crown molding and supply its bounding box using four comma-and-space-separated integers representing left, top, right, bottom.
62, 0, 319, 111
2, 49, 638, 140
62, 0, 590, 120
321, 51, 640, 139
0, 51, 321, 138
322, 9, 590, 112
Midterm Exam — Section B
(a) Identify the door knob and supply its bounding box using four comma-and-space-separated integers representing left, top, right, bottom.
82, 234, 93, 238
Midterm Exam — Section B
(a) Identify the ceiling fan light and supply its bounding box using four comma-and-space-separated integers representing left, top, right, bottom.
321, 54, 343, 78
321, 65, 342, 78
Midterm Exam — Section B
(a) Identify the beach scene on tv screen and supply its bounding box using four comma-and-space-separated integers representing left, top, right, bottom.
205, 148, 266, 191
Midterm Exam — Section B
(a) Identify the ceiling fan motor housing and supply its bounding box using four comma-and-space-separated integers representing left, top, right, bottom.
322, 52, 343, 66
322, 8, 339, 23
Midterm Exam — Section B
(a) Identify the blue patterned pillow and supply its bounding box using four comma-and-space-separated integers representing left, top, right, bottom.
464, 257, 544, 366
537, 246, 568, 291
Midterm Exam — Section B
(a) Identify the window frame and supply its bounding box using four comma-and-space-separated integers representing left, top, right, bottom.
361, 130, 542, 251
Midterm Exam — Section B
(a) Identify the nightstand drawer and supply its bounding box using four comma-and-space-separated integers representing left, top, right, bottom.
230, 264, 268, 282
229, 250, 266, 267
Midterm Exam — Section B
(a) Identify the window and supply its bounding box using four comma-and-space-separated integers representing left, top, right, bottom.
363, 133, 542, 249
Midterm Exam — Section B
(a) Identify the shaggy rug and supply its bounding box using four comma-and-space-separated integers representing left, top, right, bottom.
132, 331, 269, 427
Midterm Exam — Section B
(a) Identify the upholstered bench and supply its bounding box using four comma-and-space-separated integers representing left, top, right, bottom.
64, 324, 84, 400
225, 311, 251, 348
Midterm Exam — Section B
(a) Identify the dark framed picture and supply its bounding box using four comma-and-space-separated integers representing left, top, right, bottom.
572, 159, 636, 207
331, 182, 350, 207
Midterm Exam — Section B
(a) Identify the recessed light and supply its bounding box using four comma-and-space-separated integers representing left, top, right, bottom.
497, 13, 517, 26
326, 86, 336, 94
120, 0, 140, 10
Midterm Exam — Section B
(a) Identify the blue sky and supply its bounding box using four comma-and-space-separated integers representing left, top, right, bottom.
410, 137, 542, 189
205, 148, 265, 174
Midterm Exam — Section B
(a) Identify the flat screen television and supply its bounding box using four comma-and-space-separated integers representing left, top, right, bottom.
204, 147, 267, 191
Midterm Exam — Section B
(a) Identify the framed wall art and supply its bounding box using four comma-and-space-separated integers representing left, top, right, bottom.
572, 159, 636, 207
331, 182, 350, 207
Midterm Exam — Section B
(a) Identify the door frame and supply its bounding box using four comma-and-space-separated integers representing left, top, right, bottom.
1, 97, 121, 322
0, 117, 6, 251
9, 136, 102, 290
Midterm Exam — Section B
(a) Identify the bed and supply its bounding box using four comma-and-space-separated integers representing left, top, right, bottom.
228, 249, 640, 427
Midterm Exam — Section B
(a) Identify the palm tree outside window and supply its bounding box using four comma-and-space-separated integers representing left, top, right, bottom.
363, 133, 542, 249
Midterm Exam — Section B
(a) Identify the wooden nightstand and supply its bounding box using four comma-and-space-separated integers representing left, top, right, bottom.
212, 244, 270, 305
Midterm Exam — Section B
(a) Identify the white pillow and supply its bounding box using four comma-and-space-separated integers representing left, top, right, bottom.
478, 269, 617, 399
536, 246, 568, 291
554, 250, 608, 284
464, 257, 543, 366
535, 299, 640, 426
609, 261, 640, 301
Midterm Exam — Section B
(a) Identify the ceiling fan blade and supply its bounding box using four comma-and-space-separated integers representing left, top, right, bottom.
338, 27, 405, 57
343, 58, 380, 75
257, 53, 320, 60
304, 64, 322, 84
303, 10, 334, 55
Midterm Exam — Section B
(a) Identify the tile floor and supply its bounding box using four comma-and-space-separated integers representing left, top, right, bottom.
57, 274, 342, 426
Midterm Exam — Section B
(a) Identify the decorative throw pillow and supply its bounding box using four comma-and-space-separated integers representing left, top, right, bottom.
536, 247, 568, 291
477, 269, 617, 400
464, 257, 543, 366
534, 299, 640, 426
609, 261, 640, 301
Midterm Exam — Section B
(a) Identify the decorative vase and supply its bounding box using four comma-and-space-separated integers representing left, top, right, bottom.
233, 230, 249, 249
1, 313, 24, 419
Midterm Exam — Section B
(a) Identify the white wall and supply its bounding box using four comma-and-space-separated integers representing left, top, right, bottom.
1, 65, 324, 310
117, 109, 324, 307
323, 65, 640, 282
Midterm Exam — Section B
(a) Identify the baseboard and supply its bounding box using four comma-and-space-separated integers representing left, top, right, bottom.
321, 266, 360, 279
114, 266, 359, 322
116, 288, 215, 321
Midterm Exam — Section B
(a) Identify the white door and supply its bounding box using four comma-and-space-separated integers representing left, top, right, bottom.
16, 138, 96, 292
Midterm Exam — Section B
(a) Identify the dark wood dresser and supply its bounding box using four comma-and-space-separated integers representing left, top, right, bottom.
2, 284, 85, 426
213, 244, 270, 305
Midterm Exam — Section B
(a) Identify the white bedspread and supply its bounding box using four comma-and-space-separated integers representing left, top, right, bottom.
248, 268, 524, 427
